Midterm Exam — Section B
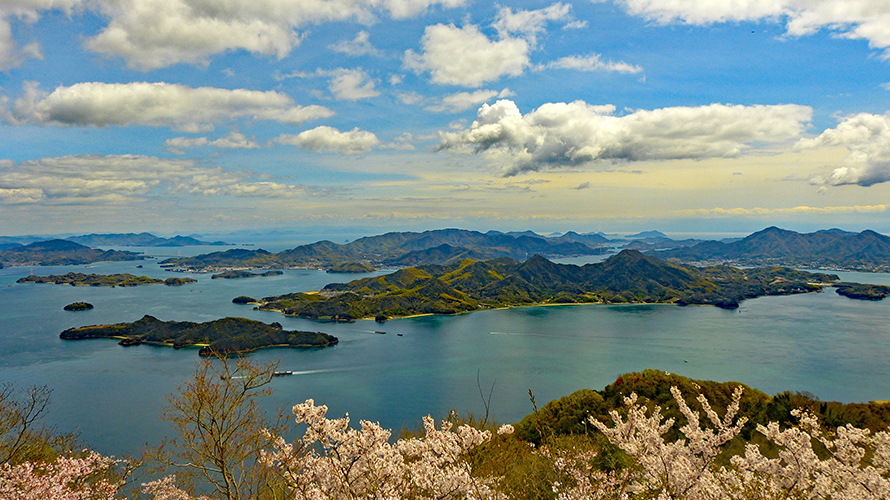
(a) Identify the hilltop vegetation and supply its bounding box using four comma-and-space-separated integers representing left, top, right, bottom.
0, 240, 143, 266
59, 315, 338, 356
17, 272, 196, 287
249, 250, 838, 321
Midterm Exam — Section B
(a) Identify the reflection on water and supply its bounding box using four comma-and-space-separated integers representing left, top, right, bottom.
1, 254, 889, 456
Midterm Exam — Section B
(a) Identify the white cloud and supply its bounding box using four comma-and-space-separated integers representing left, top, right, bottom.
165, 131, 260, 153
7, 81, 332, 130
326, 68, 380, 100
383, 0, 469, 18
426, 88, 513, 113
614, 0, 890, 58
397, 91, 424, 104
330, 30, 380, 57
286, 68, 380, 101
536, 54, 643, 74
493, 3, 573, 46
274, 126, 380, 154
439, 99, 812, 175
404, 24, 530, 87
797, 112, 890, 187
0, 154, 317, 204
84, 0, 467, 70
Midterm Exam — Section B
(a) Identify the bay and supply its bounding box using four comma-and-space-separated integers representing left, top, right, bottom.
1, 251, 889, 457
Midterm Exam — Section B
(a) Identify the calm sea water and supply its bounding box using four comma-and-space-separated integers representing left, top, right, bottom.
1, 250, 889, 457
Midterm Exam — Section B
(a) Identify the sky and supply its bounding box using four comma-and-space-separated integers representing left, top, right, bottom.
1, 0, 890, 238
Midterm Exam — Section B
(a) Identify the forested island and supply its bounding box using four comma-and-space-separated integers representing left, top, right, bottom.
17, 273, 196, 287
244, 250, 840, 321
63, 302, 93, 311
60, 315, 338, 356
210, 270, 283, 279
0, 240, 143, 266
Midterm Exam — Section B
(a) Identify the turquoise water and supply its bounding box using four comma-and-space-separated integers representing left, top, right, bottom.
2, 254, 890, 457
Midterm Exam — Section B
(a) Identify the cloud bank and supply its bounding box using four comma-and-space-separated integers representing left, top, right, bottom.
0, 154, 317, 205
7, 82, 332, 131
614, 0, 890, 58
439, 99, 812, 175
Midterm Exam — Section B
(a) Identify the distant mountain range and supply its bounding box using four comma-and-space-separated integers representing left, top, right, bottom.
161, 228, 610, 271
250, 250, 839, 321
66, 232, 230, 247
0, 240, 143, 267
655, 226, 890, 271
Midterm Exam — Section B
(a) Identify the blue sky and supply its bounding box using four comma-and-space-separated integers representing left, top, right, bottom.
1, 0, 890, 237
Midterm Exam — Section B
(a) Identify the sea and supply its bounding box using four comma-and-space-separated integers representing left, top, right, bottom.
2, 243, 890, 457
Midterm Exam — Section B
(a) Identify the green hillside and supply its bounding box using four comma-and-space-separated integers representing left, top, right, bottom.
251, 250, 839, 321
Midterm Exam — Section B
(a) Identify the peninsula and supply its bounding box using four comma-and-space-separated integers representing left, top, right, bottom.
245, 250, 840, 321
18, 273, 196, 287
60, 315, 338, 356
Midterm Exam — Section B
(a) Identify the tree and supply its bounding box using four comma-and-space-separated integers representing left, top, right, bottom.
0, 383, 77, 465
146, 355, 289, 500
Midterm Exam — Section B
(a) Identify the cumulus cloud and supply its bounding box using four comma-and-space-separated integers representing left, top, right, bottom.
797, 112, 890, 187
165, 131, 260, 154
425, 88, 513, 113
274, 126, 380, 154
0, 154, 316, 205
330, 30, 380, 57
285, 68, 380, 101
326, 68, 380, 100
6, 81, 332, 130
535, 54, 643, 74
493, 3, 573, 46
403, 24, 530, 87
439, 99, 812, 175
614, 0, 890, 58
84, 0, 467, 70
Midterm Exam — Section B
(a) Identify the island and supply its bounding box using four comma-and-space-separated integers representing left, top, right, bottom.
211, 270, 283, 279
63, 302, 93, 311
0, 240, 143, 267
834, 283, 890, 300
242, 250, 840, 321
232, 296, 257, 304
60, 315, 338, 356
17, 273, 197, 287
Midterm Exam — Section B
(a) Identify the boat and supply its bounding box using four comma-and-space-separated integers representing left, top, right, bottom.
272, 370, 293, 377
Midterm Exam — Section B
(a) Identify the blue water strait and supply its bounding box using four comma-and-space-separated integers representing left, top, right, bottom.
2, 246, 890, 457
